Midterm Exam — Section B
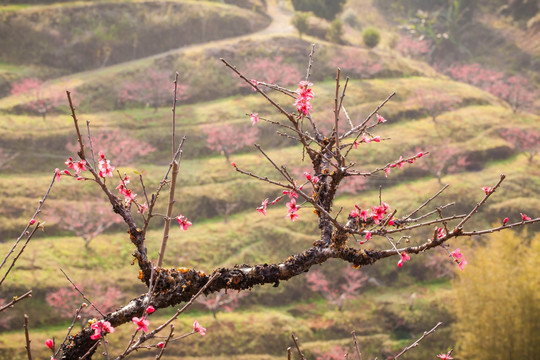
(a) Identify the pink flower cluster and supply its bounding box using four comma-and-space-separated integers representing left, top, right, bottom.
450, 248, 467, 271
294, 81, 314, 115
384, 152, 424, 178
56, 156, 89, 181
437, 352, 454, 360
116, 175, 137, 205
256, 186, 304, 221
350, 203, 391, 225
90, 320, 115, 340
98, 151, 115, 178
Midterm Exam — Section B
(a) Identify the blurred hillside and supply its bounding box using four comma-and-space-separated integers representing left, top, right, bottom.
0, 0, 538, 359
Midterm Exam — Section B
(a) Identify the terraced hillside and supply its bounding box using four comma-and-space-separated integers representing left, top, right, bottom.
0, 0, 538, 359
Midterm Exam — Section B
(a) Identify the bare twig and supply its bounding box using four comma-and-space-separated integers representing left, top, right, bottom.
24, 314, 32, 360
158, 160, 179, 267
404, 184, 449, 220
155, 325, 174, 360
60, 269, 106, 318
0, 290, 32, 313
352, 330, 362, 360
0, 224, 40, 287
291, 333, 306, 360
393, 322, 443, 359
0, 171, 55, 273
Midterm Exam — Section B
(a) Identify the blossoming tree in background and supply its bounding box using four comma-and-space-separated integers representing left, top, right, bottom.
46, 200, 123, 249
203, 123, 259, 163
306, 266, 368, 311
66, 128, 156, 167
1, 49, 539, 359
118, 68, 189, 111
10, 78, 65, 120
500, 127, 540, 163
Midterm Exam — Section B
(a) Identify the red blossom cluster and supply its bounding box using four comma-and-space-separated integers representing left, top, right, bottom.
450, 248, 467, 271
90, 320, 115, 340
294, 81, 314, 115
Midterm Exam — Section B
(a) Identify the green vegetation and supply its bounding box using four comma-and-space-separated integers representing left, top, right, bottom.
362, 27, 381, 48
292, 11, 311, 38
452, 231, 540, 359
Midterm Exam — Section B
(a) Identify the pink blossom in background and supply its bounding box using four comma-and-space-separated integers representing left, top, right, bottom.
157, 342, 165, 349
202, 124, 259, 163
118, 68, 189, 111
66, 130, 156, 167
240, 56, 301, 87
45, 339, 54, 349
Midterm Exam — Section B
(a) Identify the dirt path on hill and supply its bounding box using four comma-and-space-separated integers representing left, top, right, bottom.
0, 2, 295, 110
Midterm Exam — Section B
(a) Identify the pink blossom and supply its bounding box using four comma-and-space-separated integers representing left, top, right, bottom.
138, 202, 148, 214
450, 248, 464, 260
304, 172, 312, 181
350, 209, 359, 218
362, 135, 371, 143
283, 190, 298, 199
55, 168, 61, 182
365, 232, 372, 240
358, 209, 369, 222
63, 170, 71, 175
437, 353, 453, 360
372, 136, 381, 142
482, 186, 493, 195
176, 215, 192, 230
193, 320, 206, 336
45, 339, 54, 349
72, 160, 87, 174
231, 162, 236, 167
250, 113, 259, 125
503, 217, 508, 225
376, 113, 387, 123
287, 212, 300, 221
458, 260, 468, 271
354, 140, 360, 149
132, 316, 150, 332
256, 198, 269, 216
437, 227, 446, 239
416, 152, 424, 158
294, 81, 314, 115
157, 342, 165, 349
384, 168, 391, 178
286, 199, 298, 213
388, 218, 395, 226
65, 157, 74, 169
271, 196, 283, 205
521, 213, 531, 221
90, 320, 115, 340
312, 176, 320, 184
146, 305, 155, 314
98, 152, 115, 178
397, 252, 411, 268
29, 218, 36, 225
